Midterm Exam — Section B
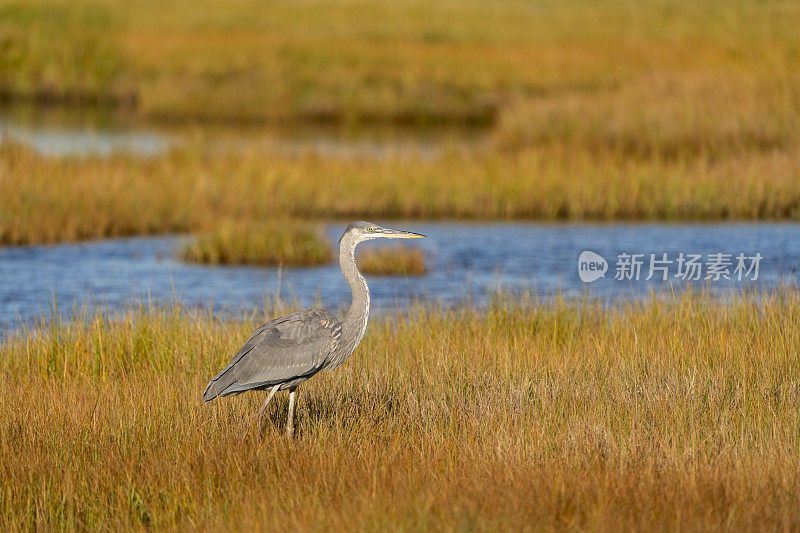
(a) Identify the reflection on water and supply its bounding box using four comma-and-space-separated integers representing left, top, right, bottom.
0, 104, 489, 159
0, 105, 170, 157
0, 221, 798, 332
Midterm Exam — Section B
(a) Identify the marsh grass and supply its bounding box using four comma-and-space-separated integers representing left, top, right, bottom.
0, 1, 130, 106
180, 219, 331, 266
1, 291, 799, 529
4, 140, 800, 246
357, 245, 426, 276
2, 0, 799, 125
493, 72, 800, 159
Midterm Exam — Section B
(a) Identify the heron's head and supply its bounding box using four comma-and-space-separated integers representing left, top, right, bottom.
340, 221, 426, 244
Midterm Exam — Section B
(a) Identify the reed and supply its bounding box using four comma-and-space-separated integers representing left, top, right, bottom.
0, 290, 798, 529
357, 245, 426, 276
180, 220, 331, 266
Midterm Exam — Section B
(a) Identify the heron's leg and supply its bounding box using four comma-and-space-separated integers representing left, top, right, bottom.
287, 386, 298, 439
249, 384, 280, 433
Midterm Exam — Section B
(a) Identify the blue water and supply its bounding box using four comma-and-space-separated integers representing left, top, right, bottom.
0, 221, 798, 332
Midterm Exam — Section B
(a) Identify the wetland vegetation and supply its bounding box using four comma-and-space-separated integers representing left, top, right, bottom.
1, 291, 798, 529
3, 140, 800, 247
180, 219, 331, 267
357, 245, 426, 276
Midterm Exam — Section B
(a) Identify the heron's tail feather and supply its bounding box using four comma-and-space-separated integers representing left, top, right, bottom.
203, 380, 223, 402
203, 361, 241, 401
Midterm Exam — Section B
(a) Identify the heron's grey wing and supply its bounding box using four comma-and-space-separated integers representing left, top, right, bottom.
203, 309, 341, 401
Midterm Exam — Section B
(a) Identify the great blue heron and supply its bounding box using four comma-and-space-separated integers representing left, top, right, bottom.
203, 221, 426, 437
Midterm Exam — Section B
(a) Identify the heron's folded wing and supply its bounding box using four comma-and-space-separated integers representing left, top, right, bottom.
203, 309, 341, 400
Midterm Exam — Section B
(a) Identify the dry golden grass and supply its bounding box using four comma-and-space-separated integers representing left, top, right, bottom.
180, 219, 331, 266
357, 245, 426, 276
2, 0, 799, 125
1, 291, 798, 529
493, 72, 800, 159
3, 140, 800, 246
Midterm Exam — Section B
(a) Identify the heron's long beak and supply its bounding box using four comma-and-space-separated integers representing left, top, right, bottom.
382, 228, 426, 239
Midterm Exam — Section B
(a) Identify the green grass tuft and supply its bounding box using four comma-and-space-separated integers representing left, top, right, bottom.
358, 245, 426, 276
180, 220, 331, 266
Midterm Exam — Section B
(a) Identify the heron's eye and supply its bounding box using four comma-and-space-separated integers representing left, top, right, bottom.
368, 227, 375, 231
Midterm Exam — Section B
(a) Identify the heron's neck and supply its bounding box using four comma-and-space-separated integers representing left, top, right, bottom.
339, 236, 370, 352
